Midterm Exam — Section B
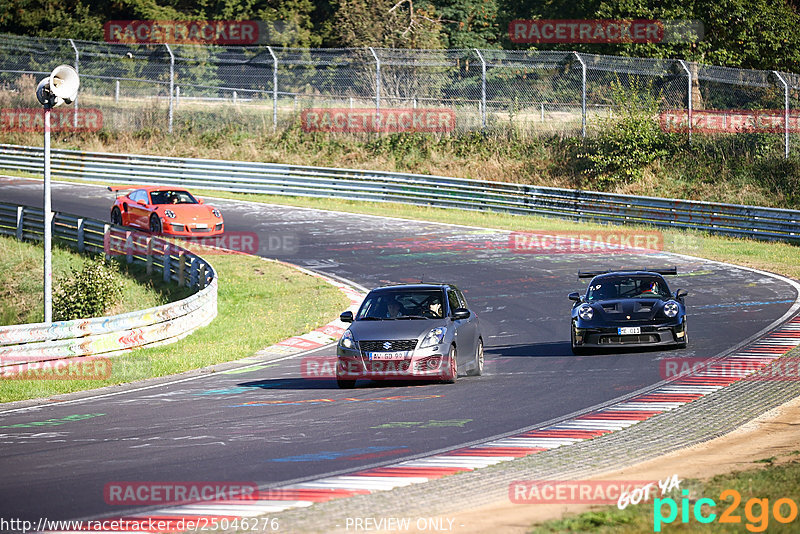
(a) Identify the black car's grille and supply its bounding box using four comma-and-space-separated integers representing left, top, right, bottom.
599, 334, 659, 345
359, 340, 418, 352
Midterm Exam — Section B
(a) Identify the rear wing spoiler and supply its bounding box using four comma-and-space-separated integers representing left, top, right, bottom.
578, 267, 678, 278
107, 185, 143, 197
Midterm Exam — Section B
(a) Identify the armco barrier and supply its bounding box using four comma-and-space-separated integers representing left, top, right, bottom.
1, 144, 799, 242
0, 202, 217, 368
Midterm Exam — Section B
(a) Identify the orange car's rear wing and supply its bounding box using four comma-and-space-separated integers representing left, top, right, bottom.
108, 185, 145, 197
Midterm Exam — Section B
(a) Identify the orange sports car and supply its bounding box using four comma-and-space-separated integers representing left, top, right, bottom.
109, 185, 224, 236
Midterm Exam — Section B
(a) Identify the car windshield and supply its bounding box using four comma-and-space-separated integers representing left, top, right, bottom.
149, 190, 198, 205
586, 276, 671, 301
357, 289, 446, 320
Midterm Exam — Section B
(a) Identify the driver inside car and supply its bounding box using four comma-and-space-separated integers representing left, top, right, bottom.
386, 299, 404, 318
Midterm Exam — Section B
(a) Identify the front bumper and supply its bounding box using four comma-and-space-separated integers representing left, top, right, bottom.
162, 221, 224, 237
336, 344, 447, 380
574, 320, 686, 348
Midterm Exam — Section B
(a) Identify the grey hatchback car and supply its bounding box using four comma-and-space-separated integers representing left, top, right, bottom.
336, 284, 484, 388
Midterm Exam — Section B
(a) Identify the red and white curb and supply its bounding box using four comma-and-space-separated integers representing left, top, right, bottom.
46, 314, 800, 533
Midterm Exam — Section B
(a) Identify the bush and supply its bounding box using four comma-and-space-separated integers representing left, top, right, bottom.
54, 256, 123, 321
576, 80, 680, 187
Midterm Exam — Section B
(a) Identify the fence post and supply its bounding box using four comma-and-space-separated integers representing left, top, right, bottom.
677, 60, 692, 144
369, 47, 381, 126
77, 217, 85, 252
773, 71, 790, 159
267, 46, 278, 131
474, 49, 487, 130
164, 43, 174, 134
573, 52, 586, 138
15, 206, 23, 240
115, 80, 120, 102
69, 39, 79, 129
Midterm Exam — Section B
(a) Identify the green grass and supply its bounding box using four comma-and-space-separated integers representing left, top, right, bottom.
0, 250, 350, 403
528, 454, 800, 533
0, 234, 188, 326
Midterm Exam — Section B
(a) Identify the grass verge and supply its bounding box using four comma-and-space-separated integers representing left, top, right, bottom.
528, 450, 800, 533
0, 251, 350, 403
0, 234, 189, 326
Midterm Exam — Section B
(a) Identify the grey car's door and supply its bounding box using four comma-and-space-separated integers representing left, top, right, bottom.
455, 288, 479, 359
448, 289, 477, 371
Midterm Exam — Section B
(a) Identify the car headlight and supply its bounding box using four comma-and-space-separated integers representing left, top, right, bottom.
420, 326, 447, 348
339, 329, 355, 349
164, 209, 176, 219
578, 305, 594, 320
212, 208, 222, 218
664, 300, 680, 318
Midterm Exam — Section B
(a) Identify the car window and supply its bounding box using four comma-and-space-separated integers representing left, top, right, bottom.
357, 289, 445, 320
130, 190, 146, 203
455, 289, 468, 309
150, 190, 198, 205
447, 290, 460, 314
587, 276, 671, 301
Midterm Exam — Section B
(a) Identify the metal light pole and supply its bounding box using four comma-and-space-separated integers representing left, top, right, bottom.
36, 65, 80, 324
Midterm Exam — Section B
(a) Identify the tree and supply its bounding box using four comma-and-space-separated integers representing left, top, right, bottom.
332, 0, 445, 48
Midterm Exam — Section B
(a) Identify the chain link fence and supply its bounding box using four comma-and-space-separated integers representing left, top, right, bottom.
1, 33, 798, 155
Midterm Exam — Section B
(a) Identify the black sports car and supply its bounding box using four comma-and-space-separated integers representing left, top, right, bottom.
568, 268, 688, 354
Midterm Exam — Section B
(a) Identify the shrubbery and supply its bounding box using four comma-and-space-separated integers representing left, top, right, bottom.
53, 256, 123, 321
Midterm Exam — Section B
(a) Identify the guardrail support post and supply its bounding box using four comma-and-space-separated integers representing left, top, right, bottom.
77, 218, 85, 252
573, 52, 587, 138
474, 49, 487, 130
369, 47, 381, 127
125, 231, 133, 263
146, 237, 153, 275
267, 46, 278, 131
773, 71, 790, 158
164, 43, 174, 134
177, 251, 185, 287
190, 257, 199, 287
103, 224, 111, 262
16, 206, 23, 240
199, 263, 207, 289
163, 245, 171, 283
677, 60, 693, 144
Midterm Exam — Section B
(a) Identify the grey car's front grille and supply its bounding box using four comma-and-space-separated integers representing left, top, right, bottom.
359, 340, 418, 352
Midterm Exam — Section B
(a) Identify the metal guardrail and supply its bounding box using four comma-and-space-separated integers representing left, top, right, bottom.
1, 144, 799, 242
0, 201, 217, 368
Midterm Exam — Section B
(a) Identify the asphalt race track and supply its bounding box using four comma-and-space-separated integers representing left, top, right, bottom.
0, 176, 797, 524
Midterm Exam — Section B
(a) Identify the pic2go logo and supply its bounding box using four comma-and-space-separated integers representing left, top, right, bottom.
654, 489, 799, 532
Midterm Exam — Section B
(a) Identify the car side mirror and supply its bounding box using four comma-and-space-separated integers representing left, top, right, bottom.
568, 292, 582, 302
136, 199, 147, 206
452, 308, 470, 320
340, 310, 354, 323
197, 198, 204, 204
675, 289, 688, 299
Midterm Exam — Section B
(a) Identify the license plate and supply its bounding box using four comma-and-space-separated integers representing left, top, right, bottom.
194, 223, 208, 229
368, 351, 410, 361
618, 327, 641, 335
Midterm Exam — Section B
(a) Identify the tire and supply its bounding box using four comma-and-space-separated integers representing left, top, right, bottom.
149, 215, 162, 235
337, 378, 356, 389
676, 320, 688, 349
111, 207, 123, 226
571, 324, 590, 355
442, 345, 458, 384
467, 339, 484, 376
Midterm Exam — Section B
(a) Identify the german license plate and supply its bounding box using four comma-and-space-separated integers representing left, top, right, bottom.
194, 223, 208, 229
368, 351, 410, 361
618, 327, 641, 335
